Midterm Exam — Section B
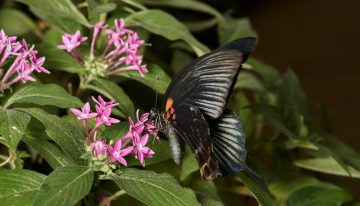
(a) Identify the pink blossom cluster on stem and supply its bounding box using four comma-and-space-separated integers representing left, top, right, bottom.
0, 29, 49, 92
58, 19, 148, 76
70, 95, 158, 167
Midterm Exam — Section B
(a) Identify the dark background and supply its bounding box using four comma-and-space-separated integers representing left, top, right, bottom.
212, 0, 360, 154
217, 0, 360, 196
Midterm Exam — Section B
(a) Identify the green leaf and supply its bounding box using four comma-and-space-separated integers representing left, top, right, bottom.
218, 17, 257, 45
235, 71, 265, 91
248, 104, 296, 138
238, 173, 277, 206
287, 186, 353, 206
16, 0, 90, 27
180, 146, 198, 181
295, 156, 360, 179
0, 8, 40, 36
184, 18, 219, 32
4, 84, 83, 109
278, 70, 307, 118
101, 121, 129, 142
18, 108, 84, 164
246, 58, 282, 89
115, 63, 171, 94
23, 136, 75, 169
196, 193, 224, 206
0, 108, 31, 150
229, 92, 254, 136
90, 78, 135, 118
33, 166, 94, 206
269, 176, 342, 203
138, 0, 223, 19
38, 43, 85, 74
126, 9, 210, 56
30, 6, 81, 33
171, 49, 193, 74
323, 137, 360, 172
87, 1, 116, 23
0, 169, 46, 206
111, 168, 201, 206
185, 177, 222, 205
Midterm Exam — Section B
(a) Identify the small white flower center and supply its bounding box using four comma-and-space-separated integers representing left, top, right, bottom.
137, 144, 143, 151
96, 142, 103, 150
113, 151, 120, 158
102, 115, 108, 122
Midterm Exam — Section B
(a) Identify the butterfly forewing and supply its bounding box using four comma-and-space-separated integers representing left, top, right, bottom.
163, 37, 256, 120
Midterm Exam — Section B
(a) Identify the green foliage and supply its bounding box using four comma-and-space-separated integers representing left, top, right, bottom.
114, 63, 171, 94
125, 9, 210, 56
0, 1, 359, 206
0, 108, 30, 150
4, 84, 83, 109
0, 169, 46, 206
90, 78, 135, 118
111, 168, 201, 206
33, 166, 94, 206
19, 108, 84, 164
286, 186, 353, 206
0, 8, 40, 36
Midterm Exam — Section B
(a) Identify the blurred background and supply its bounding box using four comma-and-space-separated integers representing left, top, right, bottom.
210, 0, 360, 197
207, 0, 360, 154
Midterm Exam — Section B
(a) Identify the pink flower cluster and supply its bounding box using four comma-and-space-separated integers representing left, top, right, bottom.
0, 29, 49, 92
58, 19, 148, 76
70, 96, 158, 167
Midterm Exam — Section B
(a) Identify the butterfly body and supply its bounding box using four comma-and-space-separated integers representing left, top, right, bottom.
152, 37, 260, 180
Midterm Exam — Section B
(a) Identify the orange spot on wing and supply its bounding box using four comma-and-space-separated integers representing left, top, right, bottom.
170, 107, 175, 114
165, 97, 174, 112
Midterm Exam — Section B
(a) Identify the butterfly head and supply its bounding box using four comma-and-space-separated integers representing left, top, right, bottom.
149, 107, 167, 133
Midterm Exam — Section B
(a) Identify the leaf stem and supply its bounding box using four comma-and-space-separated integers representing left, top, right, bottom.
0, 151, 12, 167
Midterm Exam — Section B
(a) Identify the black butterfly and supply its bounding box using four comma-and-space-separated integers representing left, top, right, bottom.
151, 37, 260, 180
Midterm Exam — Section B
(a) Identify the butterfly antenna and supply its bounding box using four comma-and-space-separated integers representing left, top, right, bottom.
154, 90, 158, 108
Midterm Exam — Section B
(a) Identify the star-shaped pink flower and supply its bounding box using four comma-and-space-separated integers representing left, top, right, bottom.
108, 139, 132, 165
58, 31, 87, 53
70, 102, 98, 120
132, 133, 155, 166
95, 105, 120, 126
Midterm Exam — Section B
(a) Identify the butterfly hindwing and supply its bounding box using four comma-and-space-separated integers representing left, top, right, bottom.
210, 109, 260, 179
170, 104, 221, 180
163, 37, 257, 120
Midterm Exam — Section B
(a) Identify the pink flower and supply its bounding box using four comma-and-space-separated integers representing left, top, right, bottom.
132, 133, 155, 166
114, 19, 132, 35
30, 52, 50, 74
70, 102, 98, 120
99, 195, 111, 206
90, 22, 107, 60
108, 139, 132, 165
16, 60, 35, 82
58, 31, 87, 53
90, 139, 107, 157
0, 33, 21, 65
95, 105, 120, 126
92, 95, 118, 108
125, 33, 144, 54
